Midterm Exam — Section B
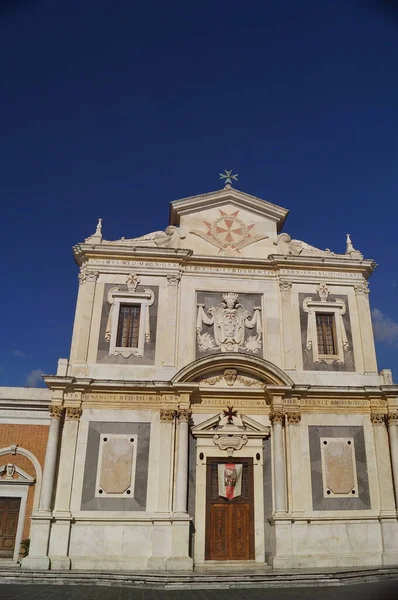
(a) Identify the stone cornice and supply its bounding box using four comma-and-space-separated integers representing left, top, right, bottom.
73, 243, 375, 279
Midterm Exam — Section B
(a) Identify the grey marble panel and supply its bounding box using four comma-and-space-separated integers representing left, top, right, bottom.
81, 421, 150, 511
299, 293, 355, 372
97, 284, 158, 365
309, 425, 370, 510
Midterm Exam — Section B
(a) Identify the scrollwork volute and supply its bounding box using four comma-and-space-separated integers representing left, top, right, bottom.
286, 412, 301, 425
370, 412, 386, 426
65, 407, 83, 421
178, 409, 192, 423
78, 267, 99, 284
49, 405, 64, 420
354, 281, 370, 297
160, 409, 176, 423
270, 411, 285, 426
387, 413, 398, 427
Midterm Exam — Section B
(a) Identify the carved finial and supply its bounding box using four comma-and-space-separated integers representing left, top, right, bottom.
95, 218, 102, 235
346, 233, 355, 254
219, 169, 238, 189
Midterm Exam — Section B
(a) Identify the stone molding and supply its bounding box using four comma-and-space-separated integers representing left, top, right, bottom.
270, 411, 285, 426
370, 412, 386, 426
65, 407, 83, 421
166, 273, 181, 286
177, 409, 192, 423
286, 412, 301, 425
49, 405, 64, 420
159, 409, 176, 423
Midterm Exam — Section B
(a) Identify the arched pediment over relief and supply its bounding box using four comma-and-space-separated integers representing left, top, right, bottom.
171, 353, 294, 387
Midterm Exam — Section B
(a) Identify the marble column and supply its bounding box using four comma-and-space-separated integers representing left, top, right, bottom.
23, 405, 64, 569
174, 409, 191, 514
38, 405, 64, 513
69, 269, 98, 364
49, 407, 82, 569
271, 411, 287, 513
387, 413, 398, 509
53, 407, 82, 516
355, 282, 377, 373
279, 280, 296, 371
371, 413, 396, 515
157, 409, 176, 513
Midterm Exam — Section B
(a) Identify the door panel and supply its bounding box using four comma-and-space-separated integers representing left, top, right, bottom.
0, 497, 21, 558
206, 459, 254, 561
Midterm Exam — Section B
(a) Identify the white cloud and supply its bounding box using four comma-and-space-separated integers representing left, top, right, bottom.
26, 369, 43, 387
372, 308, 398, 343
12, 350, 25, 357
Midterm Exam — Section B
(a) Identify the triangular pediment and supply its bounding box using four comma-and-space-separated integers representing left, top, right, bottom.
168, 187, 289, 259
191, 412, 270, 438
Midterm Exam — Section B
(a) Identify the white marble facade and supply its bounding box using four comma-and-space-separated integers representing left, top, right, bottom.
20, 184, 398, 571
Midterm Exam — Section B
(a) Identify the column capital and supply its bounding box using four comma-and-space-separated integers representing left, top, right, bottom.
286, 412, 301, 425
78, 267, 98, 284
178, 409, 192, 423
354, 281, 370, 296
279, 279, 292, 292
65, 407, 83, 421
370, 412, 386, 426
167, 273, 181, 286
160, 409, 176, 423
387, 413, 398, 427
49, 405, 64, 420
270, 411, 285, 426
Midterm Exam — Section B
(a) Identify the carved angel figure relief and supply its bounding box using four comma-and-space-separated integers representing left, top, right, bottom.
196, 292, 262, 353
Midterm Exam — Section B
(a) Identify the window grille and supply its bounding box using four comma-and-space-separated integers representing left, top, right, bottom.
116, 304, 140, 348
316, 313, 336, 355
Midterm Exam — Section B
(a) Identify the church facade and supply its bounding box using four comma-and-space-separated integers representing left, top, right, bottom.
7, 182, 398, 570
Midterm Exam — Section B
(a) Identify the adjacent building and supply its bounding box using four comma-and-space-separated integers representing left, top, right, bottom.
2, 181, 398, 570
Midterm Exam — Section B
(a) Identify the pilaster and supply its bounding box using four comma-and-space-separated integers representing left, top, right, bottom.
270, 407, 287, 514
355, 282, 377, 373
162, 272, 181, 366
370, 412, 396, 515
279, 280, 296, 371
387, 412, 398, 510
69, 268, 98, 365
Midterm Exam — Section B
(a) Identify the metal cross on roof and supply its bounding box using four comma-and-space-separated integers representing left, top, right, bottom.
219, 169, 238, 187
223, 406, 238, 424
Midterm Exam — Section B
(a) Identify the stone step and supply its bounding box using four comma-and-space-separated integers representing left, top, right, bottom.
0, 565, 397, 589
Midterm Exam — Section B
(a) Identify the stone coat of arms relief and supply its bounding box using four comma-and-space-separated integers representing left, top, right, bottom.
196, 292, 262, 353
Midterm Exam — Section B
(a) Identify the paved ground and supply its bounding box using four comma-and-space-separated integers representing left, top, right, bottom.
1, 580, 398, 600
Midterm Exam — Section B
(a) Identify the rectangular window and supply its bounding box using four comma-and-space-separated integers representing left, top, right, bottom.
316, 313, 336, 355
116, 304, 140, 348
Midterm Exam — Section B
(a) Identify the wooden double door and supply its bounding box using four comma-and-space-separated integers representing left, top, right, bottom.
0, 497, 21, 559
205, 457, 254, 561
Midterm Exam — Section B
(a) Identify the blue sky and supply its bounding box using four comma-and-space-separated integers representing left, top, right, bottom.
1, 1, 397, 386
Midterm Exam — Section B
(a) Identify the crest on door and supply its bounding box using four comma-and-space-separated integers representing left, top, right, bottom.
218, 463, 243, 500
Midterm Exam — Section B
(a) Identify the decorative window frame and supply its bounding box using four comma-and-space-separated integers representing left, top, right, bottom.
303, 288, 349, 364
0, 464, 35, 563
105, 286, 155, 358
94, 433, 138, 498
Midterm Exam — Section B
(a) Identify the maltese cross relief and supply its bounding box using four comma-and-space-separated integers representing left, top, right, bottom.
191, 209, 267, 256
